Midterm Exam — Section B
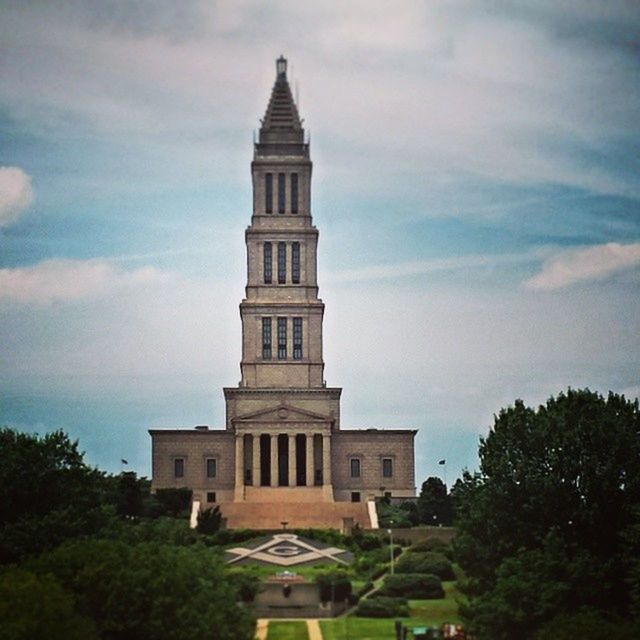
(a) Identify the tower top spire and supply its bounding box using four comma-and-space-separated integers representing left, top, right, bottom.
276, 55, 287, 80
256, 56, 307, 157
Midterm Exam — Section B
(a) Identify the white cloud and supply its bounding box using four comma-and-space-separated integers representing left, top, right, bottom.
525, 242, 640, 291
0, 259, 168, 305
0, 167, 33, 226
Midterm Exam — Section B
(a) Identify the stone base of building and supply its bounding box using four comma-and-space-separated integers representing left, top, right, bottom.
218, 500, 372, 531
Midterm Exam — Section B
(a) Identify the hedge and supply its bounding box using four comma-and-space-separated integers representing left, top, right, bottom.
395, 551, 455, 580
378, 573, 444, 599
355, 596, 410, 618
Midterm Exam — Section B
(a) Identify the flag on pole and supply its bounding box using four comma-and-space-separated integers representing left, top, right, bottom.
438, 459, 446, 465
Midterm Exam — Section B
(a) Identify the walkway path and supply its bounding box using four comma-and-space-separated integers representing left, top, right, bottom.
306, 619, 323, 640
255, 618, 269, 640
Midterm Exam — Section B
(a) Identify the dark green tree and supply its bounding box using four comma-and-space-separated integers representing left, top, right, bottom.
454, 389, 640, 640
417, 476, 453, 525
0, 568, 97, 640
196, 506, 222, 534
0, 428, 112, 563
27, 538, 255, 640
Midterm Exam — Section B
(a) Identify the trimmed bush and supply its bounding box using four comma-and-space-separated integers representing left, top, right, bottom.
395, 551, 455, 580
356, 596, 409, 618
379, 573, 444, 599
410, 537, 449, 553
315, 571, 352, 603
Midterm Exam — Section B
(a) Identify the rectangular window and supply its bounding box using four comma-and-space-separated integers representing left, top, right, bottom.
277, 317, 287, 359
278, 173, 285, 213
174, 458, 184, 478
262, 318, 272, 360
263, 242, 272, 284
293, 317, 303, 360
206, 458, 217, 478
382, 458, 393, 478
292, 242, 300, 284
351, 492, 361, 503
291, 173, 298, 214
265, 173, 273, 214
206, 491, 216, 503
350, 458, 361, 478
278, 242, 286, 284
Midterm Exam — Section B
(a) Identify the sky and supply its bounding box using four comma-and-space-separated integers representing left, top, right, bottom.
1, 0, 639, 487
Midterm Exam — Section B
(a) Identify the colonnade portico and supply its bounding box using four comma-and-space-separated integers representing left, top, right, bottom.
233, 428, 332, 500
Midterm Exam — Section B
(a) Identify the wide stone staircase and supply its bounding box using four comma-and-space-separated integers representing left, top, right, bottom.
217, 500, 372, 531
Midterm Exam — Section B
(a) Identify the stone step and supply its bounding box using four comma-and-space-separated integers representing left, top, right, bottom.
218, 500, 372, 531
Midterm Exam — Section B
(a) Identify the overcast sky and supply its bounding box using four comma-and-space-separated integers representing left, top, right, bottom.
1, 0, 639, 485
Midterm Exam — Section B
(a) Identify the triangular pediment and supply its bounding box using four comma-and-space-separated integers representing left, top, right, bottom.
233, 403, 332, 424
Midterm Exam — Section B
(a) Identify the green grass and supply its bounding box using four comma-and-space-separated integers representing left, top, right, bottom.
320, 581, 463, 640
266, 620, 309, 640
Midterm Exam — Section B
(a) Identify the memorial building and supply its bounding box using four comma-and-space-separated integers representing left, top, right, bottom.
149, 57, 417, 530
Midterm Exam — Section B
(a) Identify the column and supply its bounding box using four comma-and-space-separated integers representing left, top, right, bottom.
322, 433, 332, 486
288, 433, 297, 487
270, 434, 278, 487
306, 433, 315, 487
234, 434, 244, 500
252, 433, 261, 487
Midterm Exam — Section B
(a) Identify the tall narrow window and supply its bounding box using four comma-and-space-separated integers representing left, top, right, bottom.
206, 458, 217, 478
278, 172, 285, 213
350, 458, 361, 478
262, 318, 272, 359
277, 317, 287, 359
291, 173, 299, 214
265, 173, 273, 214
263, 242, 272, 284
382, 458, 393, 478
174, 458, 184, 478
293, 317, 303, 360
278, 242, 286, 284
292, 242, 300, 284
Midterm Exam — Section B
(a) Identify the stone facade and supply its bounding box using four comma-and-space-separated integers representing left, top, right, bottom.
149, 57, 417, 529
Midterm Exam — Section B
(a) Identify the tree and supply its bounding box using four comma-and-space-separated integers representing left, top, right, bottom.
197, 506, 222, 534
27, 538, 256, 640
0, 568, 97, 640
0, 428, 112, 563
417, 476, 453, 525
454, 389, 640, 639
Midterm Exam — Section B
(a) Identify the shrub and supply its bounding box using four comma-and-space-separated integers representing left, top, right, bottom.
379, 573, 444, 599
315, 570, 352, 603
153, 488, 192, 517
356, 596, 409, 618
197, 506, 222, 535
411, 537, 449, 553
396, 551, 455, 580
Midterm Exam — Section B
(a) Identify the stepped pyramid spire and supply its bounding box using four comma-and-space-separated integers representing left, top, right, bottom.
257, 56, 306, 155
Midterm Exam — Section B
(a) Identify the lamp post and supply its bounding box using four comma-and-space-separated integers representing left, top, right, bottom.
388, 520, 394, 575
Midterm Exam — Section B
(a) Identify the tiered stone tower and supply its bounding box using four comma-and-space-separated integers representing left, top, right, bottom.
224, 56, 341, 505
150, 58, 417, 531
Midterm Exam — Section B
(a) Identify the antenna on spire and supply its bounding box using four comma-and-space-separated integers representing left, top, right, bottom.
295, 81, 299, 108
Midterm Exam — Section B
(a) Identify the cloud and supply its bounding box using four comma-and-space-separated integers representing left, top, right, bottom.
0, 259, 168, 304
524, 242, 640, 291
0, 167, 33, 226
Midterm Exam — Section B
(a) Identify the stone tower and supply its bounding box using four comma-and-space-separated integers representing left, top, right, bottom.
150, 58, 417, 531
223, 56, 341, 503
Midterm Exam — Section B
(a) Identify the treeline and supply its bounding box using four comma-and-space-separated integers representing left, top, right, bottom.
0, 428, 255, 640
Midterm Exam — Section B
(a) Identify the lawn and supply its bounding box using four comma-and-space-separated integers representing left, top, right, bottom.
319, 581, 463, 639
266, 620, 309, 640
